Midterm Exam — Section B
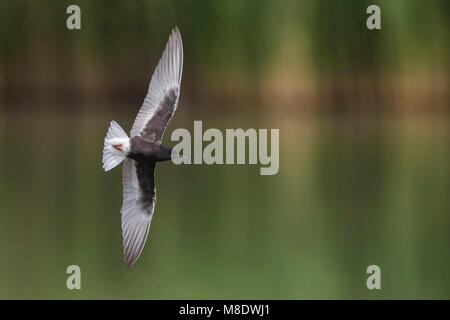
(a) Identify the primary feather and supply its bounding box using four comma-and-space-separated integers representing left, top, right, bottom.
131, 27, 183, 141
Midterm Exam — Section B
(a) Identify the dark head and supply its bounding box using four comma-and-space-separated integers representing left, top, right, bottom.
156, 145, 182, 162
154, 145, 172, 162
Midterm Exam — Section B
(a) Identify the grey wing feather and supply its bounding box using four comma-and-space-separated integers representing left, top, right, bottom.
130, 27, 183, 142
121, 159, 156, 267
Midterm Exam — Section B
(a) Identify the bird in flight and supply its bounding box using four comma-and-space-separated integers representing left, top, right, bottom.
102, 27, 183, 267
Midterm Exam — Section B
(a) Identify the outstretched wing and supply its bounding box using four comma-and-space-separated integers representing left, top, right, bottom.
121, 159, 156, 267
130, 27, 183, 143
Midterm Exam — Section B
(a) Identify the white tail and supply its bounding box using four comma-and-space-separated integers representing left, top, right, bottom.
103, 120, 130, 171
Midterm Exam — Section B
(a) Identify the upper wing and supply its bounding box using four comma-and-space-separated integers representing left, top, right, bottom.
130, 27, 183, 143
121, 159, 156, 267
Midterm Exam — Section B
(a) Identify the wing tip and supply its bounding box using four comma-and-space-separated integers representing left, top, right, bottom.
121, 213, 153, 269
170, 26, 182, 47
123, 246, 139, 268
123, 246, 144, 268
170, 26, 183, 83
173, 25, 180, 36
124, 259, 136, 269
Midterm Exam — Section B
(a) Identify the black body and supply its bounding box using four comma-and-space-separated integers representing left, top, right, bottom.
129, 135, 173, 162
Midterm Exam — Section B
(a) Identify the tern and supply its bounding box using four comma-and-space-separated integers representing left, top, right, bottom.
102, 27, 183, 267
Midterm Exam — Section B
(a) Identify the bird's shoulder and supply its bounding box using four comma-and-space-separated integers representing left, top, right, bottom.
129, 135, 160, 158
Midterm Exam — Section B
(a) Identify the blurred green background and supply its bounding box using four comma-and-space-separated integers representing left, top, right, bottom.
0, 0, 449, 299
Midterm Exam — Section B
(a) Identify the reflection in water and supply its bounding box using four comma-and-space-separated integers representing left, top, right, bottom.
0, 111, 449, 299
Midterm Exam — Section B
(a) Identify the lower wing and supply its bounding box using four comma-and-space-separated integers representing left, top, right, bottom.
121, 159, 156, 267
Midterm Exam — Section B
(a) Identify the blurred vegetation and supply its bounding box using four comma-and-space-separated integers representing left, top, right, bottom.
0, 0, 449, 299
0, 0, 448, 113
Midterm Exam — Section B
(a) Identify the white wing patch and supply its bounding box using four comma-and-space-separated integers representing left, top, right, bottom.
130, 27, 183, 138
121, 159, 154, 267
